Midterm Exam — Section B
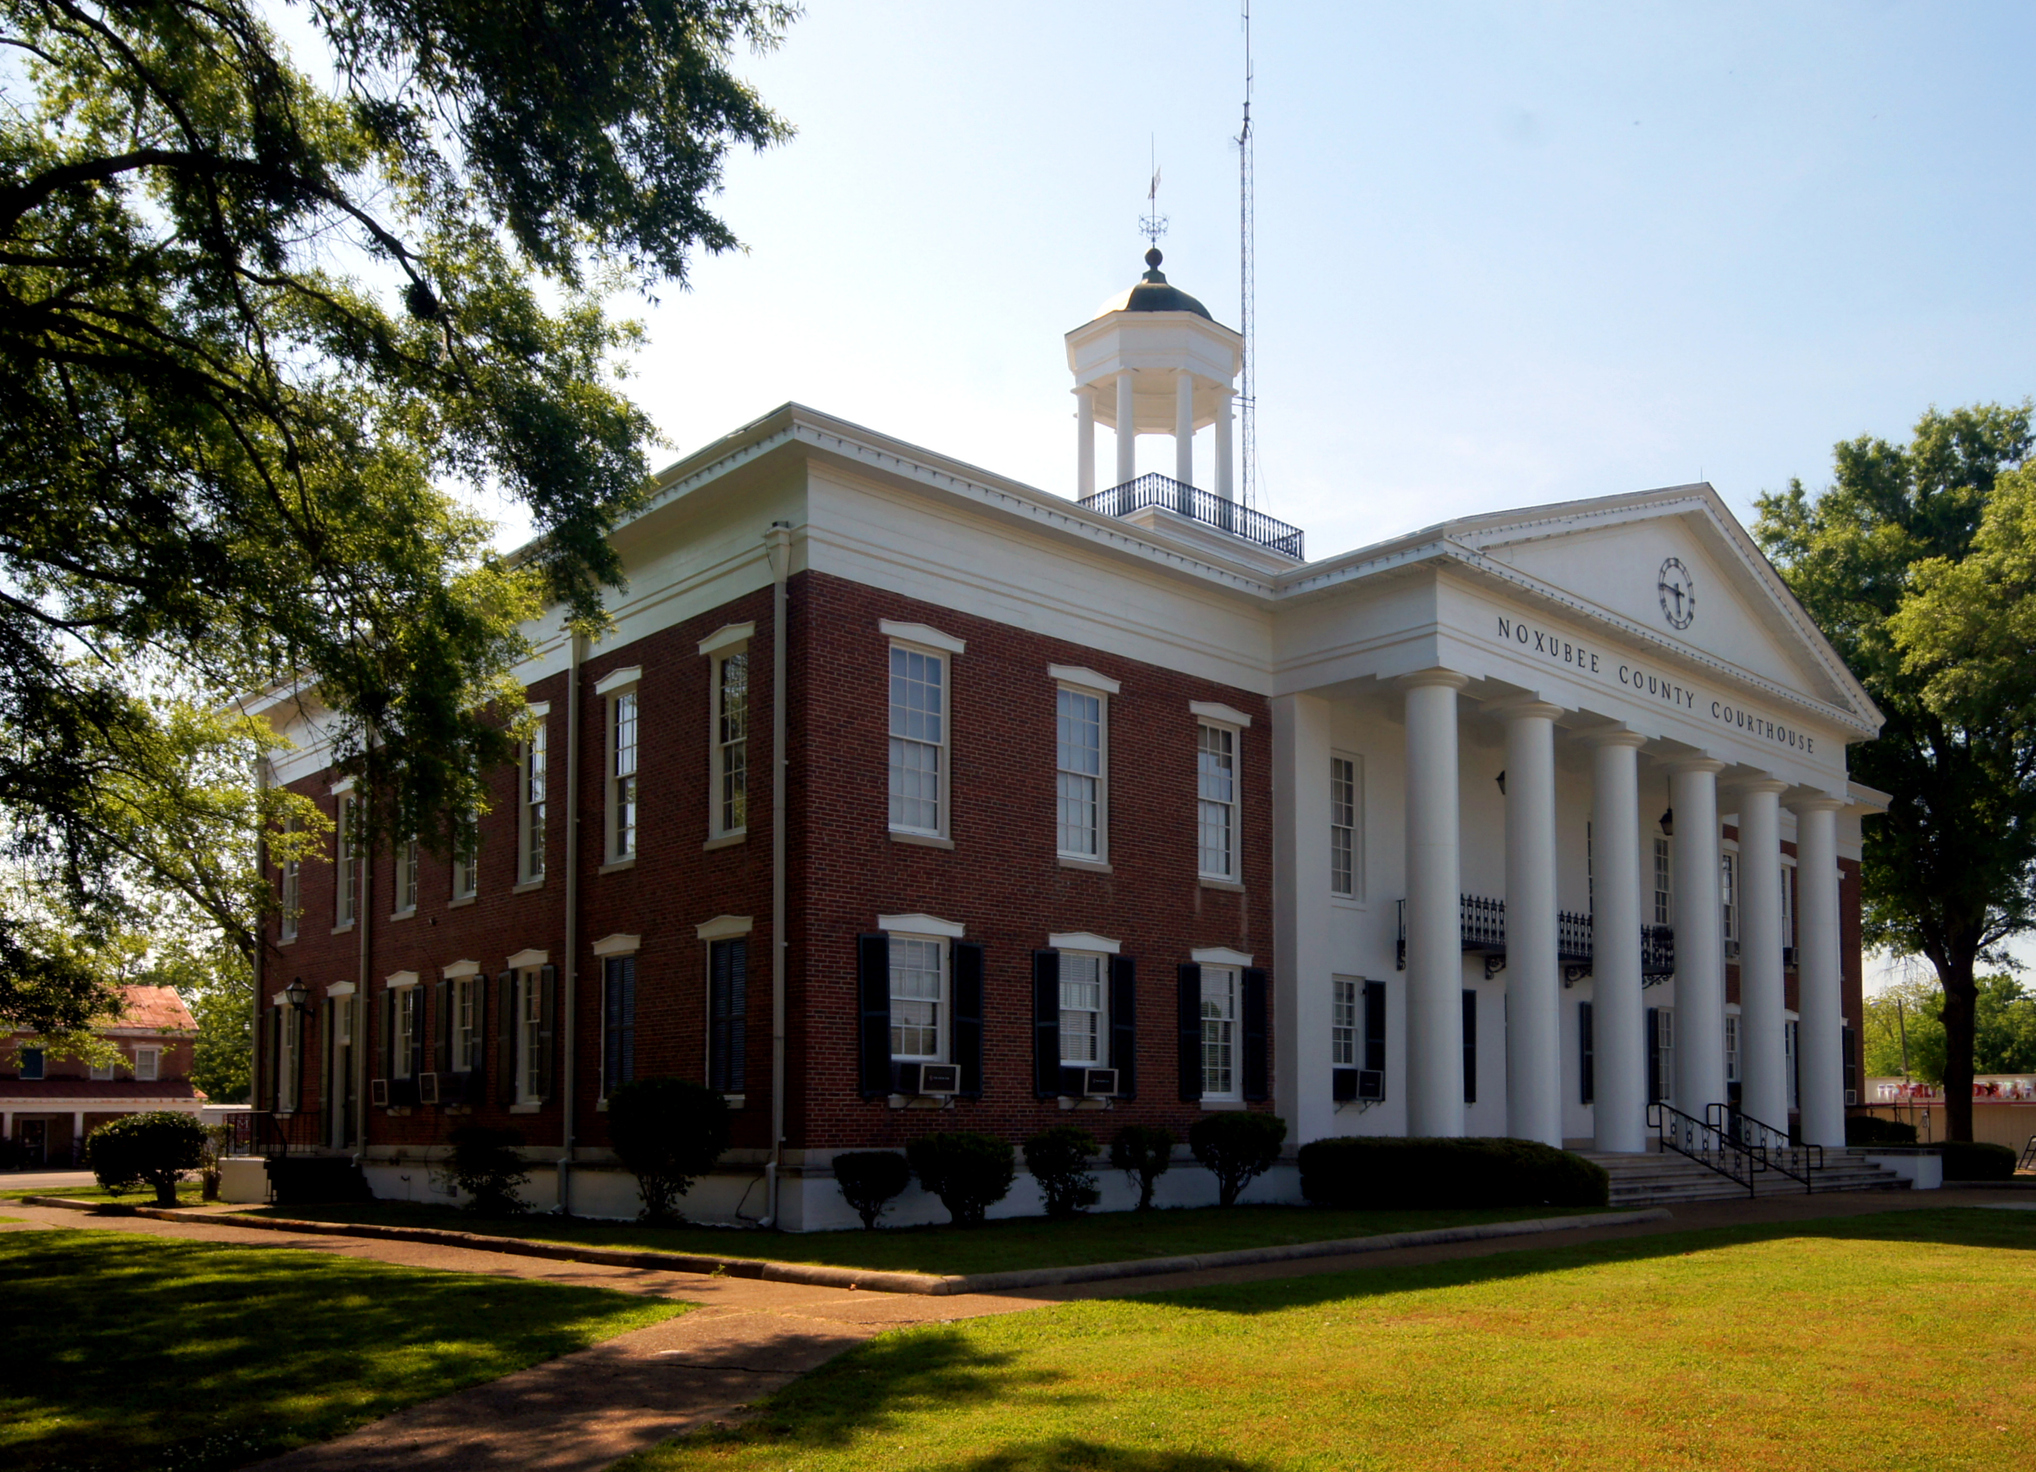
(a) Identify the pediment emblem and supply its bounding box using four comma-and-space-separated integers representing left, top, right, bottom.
1657, 556, 1696, 630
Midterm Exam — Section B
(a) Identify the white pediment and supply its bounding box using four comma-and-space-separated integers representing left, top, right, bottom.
1446, 487, 1877, 728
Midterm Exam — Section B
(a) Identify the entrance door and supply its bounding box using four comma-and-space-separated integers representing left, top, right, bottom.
18, 1119, 46, 1167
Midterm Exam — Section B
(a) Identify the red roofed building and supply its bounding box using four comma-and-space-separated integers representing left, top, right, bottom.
2, 985, 203, 1167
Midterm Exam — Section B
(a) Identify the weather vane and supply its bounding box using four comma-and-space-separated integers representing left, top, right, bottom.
1139, 138, 1167, 249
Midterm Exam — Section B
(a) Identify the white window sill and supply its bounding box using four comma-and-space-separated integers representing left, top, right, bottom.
389, 908, 416, 923
1198, 877, 1246, 893
512, 879, 545, 895
383, 1106, 411, 1117
1200, 1098, 1247, 1110
723, 1093, 747, 1109
595, 1098, 608, 1112
598, 857, 637, 876
448, 894, 476, 909
331, 922, 355, 936
1057, 855, 1112, 873
703, 832, 746, 852
277, 935, 298, 947
509, 1102, 542, 1114
891, 831, 954, 850
1331, 895, 1366, 910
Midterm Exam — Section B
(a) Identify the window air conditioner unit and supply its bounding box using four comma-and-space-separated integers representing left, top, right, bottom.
417, 1072, 440, 1105
917, 1063, 961, 1096
1781, 946, 1799, 968
1081, 1067, 1118, 1098
1331, 1067, 1358, 1102
1724, 939, 1741, 960
1845, 1089, 1858, 1106
370, 1078, 389, 1107
1357, 1070, 1386, 1102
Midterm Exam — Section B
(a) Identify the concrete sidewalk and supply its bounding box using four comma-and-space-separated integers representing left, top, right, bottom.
5, 1186, 2026, 1471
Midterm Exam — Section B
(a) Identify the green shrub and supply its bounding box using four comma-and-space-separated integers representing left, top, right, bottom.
197, 1124, 233, 1202
434, 1125, 531, 1214
1023, 1126, 1100, 1218
85, 1111, 208, 1205
606, 1078, 731, 1224
1297, 1136, 1609, 1209
1940, 1139, 2017, 1181
833, 1151, 911, 1229
1109, 1124, 1176, 1211
1189, 1112, 1287, 1208
905, 1131, 1015, 1227
1846, 1115, 1919, 1146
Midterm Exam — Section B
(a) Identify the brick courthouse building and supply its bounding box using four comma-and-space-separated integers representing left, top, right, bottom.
249, 254, 1884, 1227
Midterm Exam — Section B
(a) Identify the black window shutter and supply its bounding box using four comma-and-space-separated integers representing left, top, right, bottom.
410, 991, 426, 1085
1461, 988, 1477, 1105
537, 964, 557, 1101
435, 980, 451, 1075
1108, 955, 1137, 1099
1177, 964, 1203, 1102
1363, 980, 1387, 1073
952, 940, 984, 1098
707, 946, 734, 1094
1579, 1000, 1596, 1105
604, 958, 621, 1095
318, 999, 332, 1129
724, 942, 743, 1094
619, 956, 638, 1089
1646, 1006, 1661, 1104
380, 989, 394, 1089
498, 971, 516, 1107
1842, 1024, 1857, 1100
1032, 950, 1061, 1097
468, 979, 485, 1078
267, 1008, 281, 1110
857, 933, 891, 1098
1242, 968, 1269, 1102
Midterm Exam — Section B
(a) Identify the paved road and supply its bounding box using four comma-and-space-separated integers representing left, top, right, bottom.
5, 1185, 2027, 1471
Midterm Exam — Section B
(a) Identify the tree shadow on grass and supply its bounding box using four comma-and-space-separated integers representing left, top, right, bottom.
1138, 1204, 2036, 1317
0, 1229, 674, 1472
930, 1440, 1275, 1472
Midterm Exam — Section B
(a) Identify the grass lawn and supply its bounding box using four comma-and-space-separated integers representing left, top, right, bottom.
618, 1208, 2036, 1472
250, 1199, 1605, 1277
0, 1228, 684, 1472
1, 1181, 206, 1205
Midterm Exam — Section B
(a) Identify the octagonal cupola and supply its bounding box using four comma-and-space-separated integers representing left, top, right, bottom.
1065, 247, 1243, 504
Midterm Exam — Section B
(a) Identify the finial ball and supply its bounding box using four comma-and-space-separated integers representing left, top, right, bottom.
1145, 246, 1163, 269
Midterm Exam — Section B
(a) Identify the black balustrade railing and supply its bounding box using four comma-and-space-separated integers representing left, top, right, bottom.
1394, 897, 1678, 983
1707, 1103, 1823, 1192
1079, 474, 1305, 559
1641, 924, 1675, 978
1649, 1100, 1761, 1196
239, 1110, 320, 1158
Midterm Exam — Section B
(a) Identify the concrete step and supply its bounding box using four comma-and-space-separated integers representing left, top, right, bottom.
1580, 1146, 1909, 1205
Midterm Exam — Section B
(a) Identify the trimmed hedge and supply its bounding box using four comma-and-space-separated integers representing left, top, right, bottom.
906, 1131, 1015, 1227
833, 1151, 912, 1229
1297, 1136, 1609, 1209
1941, 1140, 2018, 1181
1846, 1115, 1919, 1146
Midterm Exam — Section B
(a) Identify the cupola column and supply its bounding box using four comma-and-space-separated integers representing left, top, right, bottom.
1213, 389, 1235, 502
1174, 370, 1195, 488
1076, 387, 1096, 500
1114, 369, 1136, 488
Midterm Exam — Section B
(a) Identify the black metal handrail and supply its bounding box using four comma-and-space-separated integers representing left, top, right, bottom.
1707, 1104, 1823, 1192
1080, 474, 1305, 559
1649, 1100, 1762, 1196
242, 1109, 321, 1158
1395, 896, 1676, 982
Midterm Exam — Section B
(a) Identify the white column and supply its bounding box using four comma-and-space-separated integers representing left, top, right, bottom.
1076, 387, 1095, 500
1213, 389, 1235, 502
1502, 701, 1564, 1148
1402, 670, 1469, 1137
1174, 371, 1195, 488
1588, 730, 1649, 1151
72, 1110, 85, 1155
1114, 369, 1136, 488
1734, 779, 1789, 1128
1790, 796, 1846, 1147
1668, 759, 1727, 1115
1272, 693, 1335, 1141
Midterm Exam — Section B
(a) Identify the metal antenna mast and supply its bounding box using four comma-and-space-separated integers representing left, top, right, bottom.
1236, 1, 1258, 509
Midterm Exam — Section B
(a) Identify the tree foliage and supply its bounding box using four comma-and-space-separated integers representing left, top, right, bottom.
1753, 402, 2036, 1139
1863, 974, 2036, 1083
0, 0, 792, 1030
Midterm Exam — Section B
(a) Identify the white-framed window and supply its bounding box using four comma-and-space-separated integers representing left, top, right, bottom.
519, 725, 547, 883
1330, 754, 1360, 898
394, 837, 419, 914
1785, 1017, 1800, 1109
888, 934, 947, 1061
1057, 951, 1107, 1066
1197, 722, 1239, 880
888, 645, 947, 836
1056, 686, 1106, 859
1724, 1011, 1741, 1085
335, 793, 358, 927
1720, 850, 1739, 941
715, 653, 749, 838
609, 688, 639, 862
451, 978, 477, 1071
1653, 835, 1673, 926
394, 988, 417, 1081
91, 1057, 116, 1081
1781, 862, 1796, 949
452, 815, 478, 903
134, 1047, 159, 1082
1331, 977, 1357, 1066
279, 812, 301, 941
517, 969, 544, 1103
1201, 966, 1239, 1099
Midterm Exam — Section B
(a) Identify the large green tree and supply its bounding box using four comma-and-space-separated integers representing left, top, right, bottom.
0, 0, 793, 1030
1755, 403, 2036, 1140
1861, 975, 2036, 1083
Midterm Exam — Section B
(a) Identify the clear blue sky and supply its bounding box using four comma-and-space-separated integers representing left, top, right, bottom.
601, 0, 2034, 566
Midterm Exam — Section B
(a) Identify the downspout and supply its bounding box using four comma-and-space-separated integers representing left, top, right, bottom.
252, 756, 268, 1123
356, 789, 371, 1158
762, 521, 792, 1228
559, 628, 585, 1214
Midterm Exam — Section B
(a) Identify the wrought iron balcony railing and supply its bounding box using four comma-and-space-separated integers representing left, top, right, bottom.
1079, 473, 1305, 559
1392, 895, 1676, 983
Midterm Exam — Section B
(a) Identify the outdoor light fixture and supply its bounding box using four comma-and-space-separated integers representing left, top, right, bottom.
1659, 808, 1674, 836
1495, 770, 1507, 796
283, 978, 309, 1013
